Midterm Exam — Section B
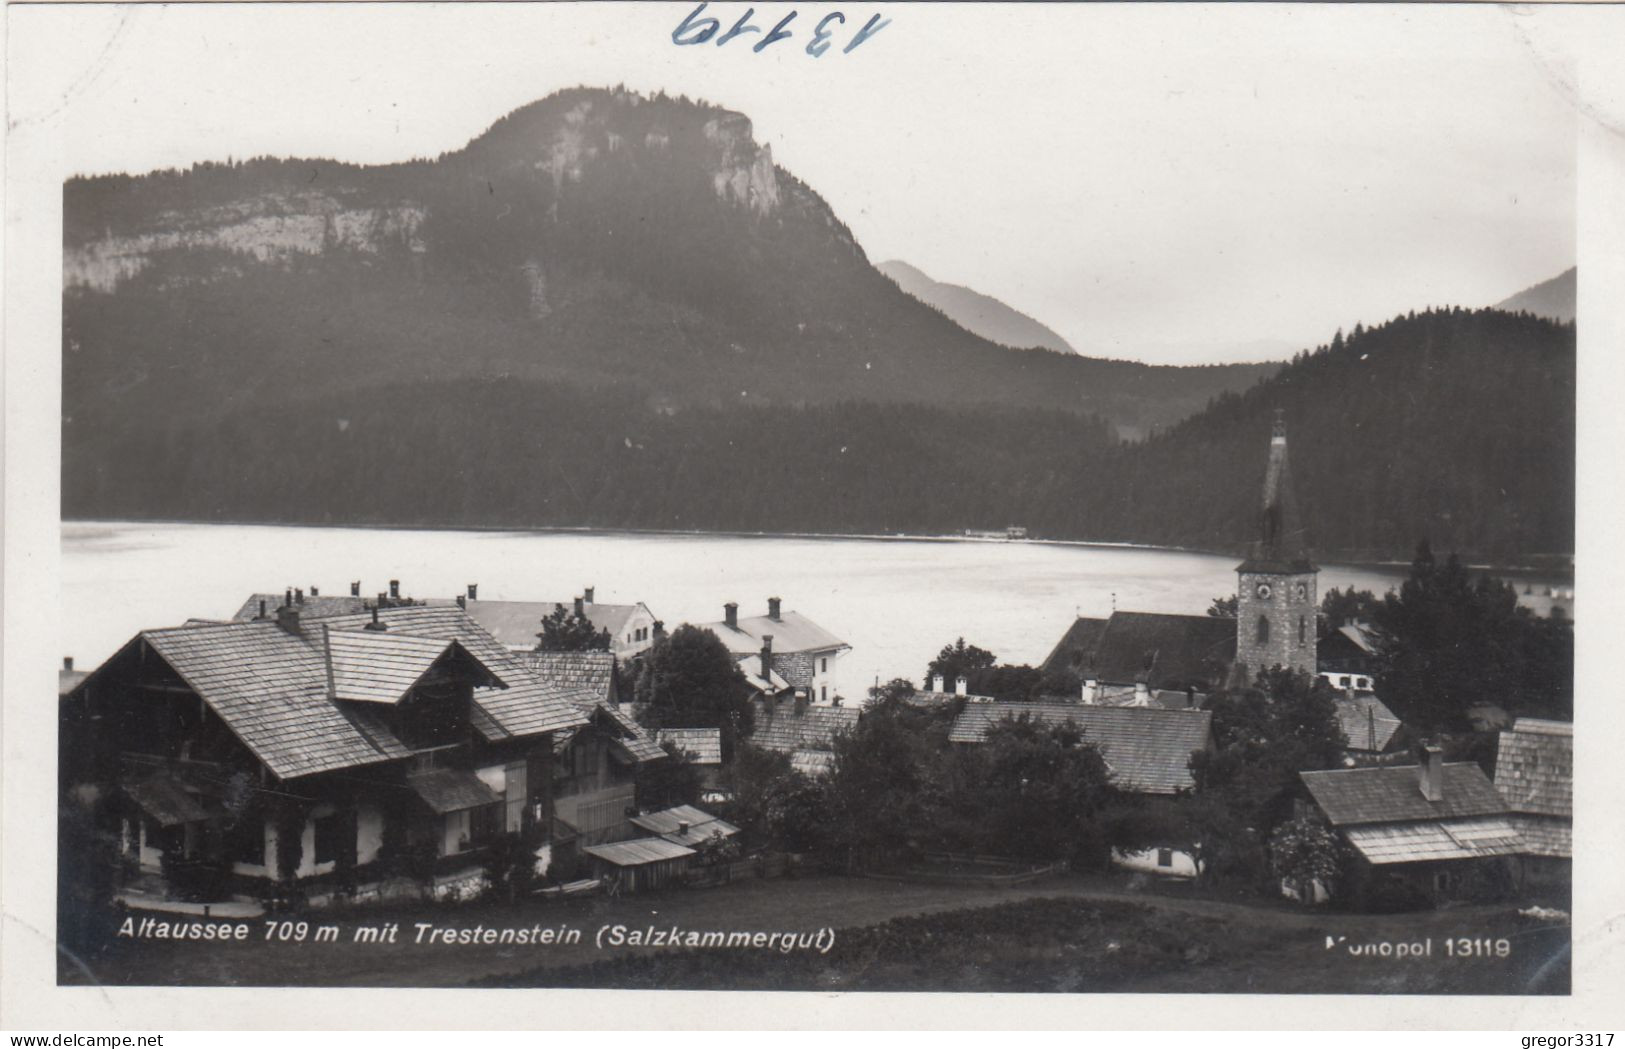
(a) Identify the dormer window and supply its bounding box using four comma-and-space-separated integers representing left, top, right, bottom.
323, 627, 505, 753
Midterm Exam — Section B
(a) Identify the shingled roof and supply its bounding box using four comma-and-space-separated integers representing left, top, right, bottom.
1334, 692, 1404, 752
523, 651, 616, 703
91, 605, 589, 781
233, 593, 372, 621
747, 700, 859, 754
1494, 719, 1572, 818
657, 727, 723, 765
1039, 611, 1235, 690
1300, 764, 1508, 826
949, 702, 1211, 794
1040, 616, 1111, 675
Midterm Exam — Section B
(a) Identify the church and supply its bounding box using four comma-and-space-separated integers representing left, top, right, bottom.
1040, 410, 1318, 702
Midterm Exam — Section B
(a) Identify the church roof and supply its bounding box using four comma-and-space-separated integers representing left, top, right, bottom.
1238, 412, 1316, 574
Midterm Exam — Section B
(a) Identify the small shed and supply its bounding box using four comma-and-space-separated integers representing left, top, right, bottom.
582, 837, 696, 893
630, 804, 738, 849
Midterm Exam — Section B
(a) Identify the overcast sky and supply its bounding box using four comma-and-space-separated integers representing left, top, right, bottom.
10, 2, 1582, 364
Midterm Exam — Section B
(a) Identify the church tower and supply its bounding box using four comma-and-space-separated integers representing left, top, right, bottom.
1235, 410, 1318, 679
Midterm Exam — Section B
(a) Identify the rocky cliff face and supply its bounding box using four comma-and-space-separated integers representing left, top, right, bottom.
65, 193, 426, 292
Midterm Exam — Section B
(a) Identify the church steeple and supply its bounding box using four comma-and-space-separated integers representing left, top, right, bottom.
1235, 410, 1319, 678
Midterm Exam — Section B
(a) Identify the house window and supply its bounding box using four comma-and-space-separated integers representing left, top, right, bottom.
573, 740, 601, 778
821, 657, 828, 673
468, 803, 502, 846
313, 812, 346, 866
1157, 848, 1173, 868
821, 685, 827, 704
228, 818, 264, 866
1256, 616, 1270, 644
1434, 871, 1452, 893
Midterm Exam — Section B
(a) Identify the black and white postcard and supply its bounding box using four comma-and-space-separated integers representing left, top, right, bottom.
5, 0, 1625, 1031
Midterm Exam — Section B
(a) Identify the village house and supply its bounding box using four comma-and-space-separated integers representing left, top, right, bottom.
1317, 621, 1380, 676
1493, 718, 1572, 903
1319, 672, 1408, 761
521, 650, 666, 875
948, 701, 1213, 877
746, 692, 861, 777
1298, 747, 1523, 908
60, 598, 591, 906
697, 598, 851, 706
462, 587, 662, 658
655, 727, 726, 798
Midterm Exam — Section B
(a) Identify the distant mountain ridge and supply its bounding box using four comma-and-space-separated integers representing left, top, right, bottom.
1494, 267, 1575, 323
876, 259, 1076, 354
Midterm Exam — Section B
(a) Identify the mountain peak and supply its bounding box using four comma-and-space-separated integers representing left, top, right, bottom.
1494, 267, 1575, 324
876, 259, 1076, 354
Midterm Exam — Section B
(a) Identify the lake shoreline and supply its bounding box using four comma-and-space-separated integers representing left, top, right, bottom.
61, 516, 1575, 581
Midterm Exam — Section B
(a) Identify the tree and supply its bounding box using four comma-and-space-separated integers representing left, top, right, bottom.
635, 740, 702, 812
1320, 587, 1377, 629
824, 683, 950, 866
926, 638, 996, 684
955, 713, 1122, 868
1187, 667, 1346, 887
1268, 811, 1345, 903
535, 603, 611, 651
1372, 541, 1573, 732
632, 625, 754, 758
1207, 595, 1238, 618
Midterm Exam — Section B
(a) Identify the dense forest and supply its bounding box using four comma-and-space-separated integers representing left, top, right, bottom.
63, 305, 1573, 561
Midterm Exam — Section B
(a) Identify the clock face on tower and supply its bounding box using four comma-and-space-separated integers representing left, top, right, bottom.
1295, 583, 1308, 600
1255, 583, 1272, 599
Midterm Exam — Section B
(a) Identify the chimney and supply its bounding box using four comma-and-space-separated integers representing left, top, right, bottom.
351, 581, 361, 597
63, 656, 74, 672
955, 675, 968, 697
310, 585, 319, 597
1081, 678, 1098, 705
760, 635, 774, 681
574, 596, 585, 617
456, 594, 466, 609
295, 588, 304, 605
678, 820, 690, 837
724, 602, 738, 630
931, 673, 944, 693
584, 586, 595, 604
389, 579, 400, 600
284, 588, 294, 608
1418, 745, 1444, 802
275, 602, 302, 634
256, 599, 269, 620
467, 583, 478, 600
768, 596, 782, 621
1133, 680, 1151, 706
364, 603, 388, 632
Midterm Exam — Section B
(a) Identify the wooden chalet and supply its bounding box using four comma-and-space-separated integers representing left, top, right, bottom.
1494, 718, 1572, 902
1300, 747, 1522, 908
60, 598, 591, 904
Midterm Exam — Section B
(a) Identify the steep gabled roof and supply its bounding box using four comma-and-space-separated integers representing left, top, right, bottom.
100, 605, 588, 781
747, 700, 859, 754
325, 629, 503, 704
657, 727, 723, 765
1090, 611, 1236, 689
1334, 692, 1404, 752
1494, 719, 1572, 819
699, 610, 849, 656
948, 702, 1211, 794
1040, 616, 1112, 675
523, 650, 616, 704
630, 804, 738, 847
1300, 763, 1507, 826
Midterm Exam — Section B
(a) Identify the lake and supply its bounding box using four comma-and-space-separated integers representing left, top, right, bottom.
58, 521, 1549, 695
